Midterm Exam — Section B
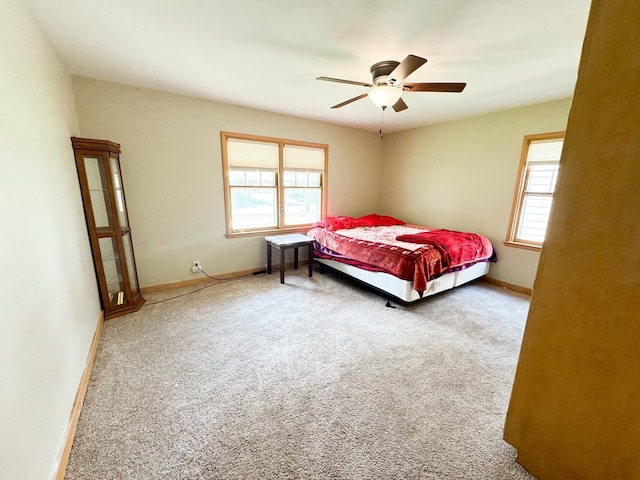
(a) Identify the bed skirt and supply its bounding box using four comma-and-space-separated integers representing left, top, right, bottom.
316, 257, 490, 303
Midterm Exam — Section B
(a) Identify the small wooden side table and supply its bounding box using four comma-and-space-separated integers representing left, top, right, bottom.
265, 233, 314, 284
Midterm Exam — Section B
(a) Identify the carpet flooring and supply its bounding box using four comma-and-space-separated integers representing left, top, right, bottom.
64, 267, 535, 479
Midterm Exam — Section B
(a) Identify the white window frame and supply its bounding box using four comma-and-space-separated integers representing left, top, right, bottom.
221, 131, 328, 237
505, 131, 564, 250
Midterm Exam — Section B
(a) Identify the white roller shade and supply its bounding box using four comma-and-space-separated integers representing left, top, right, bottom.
228, 139, 278, 169
284, 145, 324, 170
527, 139, 563, 162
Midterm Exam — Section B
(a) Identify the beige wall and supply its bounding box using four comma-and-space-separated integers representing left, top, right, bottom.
0, 1, 101, 479
72, 77, 382, 287
504, 1, 640, 478
73, 74, 573, 290
379, 99, 572, 289
0, 3, 595, 480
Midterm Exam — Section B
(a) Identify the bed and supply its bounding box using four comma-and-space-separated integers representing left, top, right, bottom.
307, 214, 496, 303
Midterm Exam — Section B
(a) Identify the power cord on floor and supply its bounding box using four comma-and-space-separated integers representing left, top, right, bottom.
144, 266, 265, 306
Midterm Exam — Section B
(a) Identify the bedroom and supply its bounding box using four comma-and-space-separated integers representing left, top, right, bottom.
2, 1, 639, 479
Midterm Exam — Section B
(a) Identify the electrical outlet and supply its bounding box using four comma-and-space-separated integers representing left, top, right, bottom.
191, 261, 201, 273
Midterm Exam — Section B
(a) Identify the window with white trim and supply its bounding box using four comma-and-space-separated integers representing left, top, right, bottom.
221, 132, 327, 236
506, 132, 564, 249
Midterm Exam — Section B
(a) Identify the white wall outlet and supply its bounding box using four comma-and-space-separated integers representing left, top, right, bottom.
192, 261, 201, 273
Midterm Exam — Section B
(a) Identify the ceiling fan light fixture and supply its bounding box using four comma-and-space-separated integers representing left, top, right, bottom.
368, 85, 403, 108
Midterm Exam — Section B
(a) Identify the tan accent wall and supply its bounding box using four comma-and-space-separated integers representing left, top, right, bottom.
503, 1, 640, 478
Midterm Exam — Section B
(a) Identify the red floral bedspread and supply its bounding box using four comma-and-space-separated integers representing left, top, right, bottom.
307, 215, 495, 295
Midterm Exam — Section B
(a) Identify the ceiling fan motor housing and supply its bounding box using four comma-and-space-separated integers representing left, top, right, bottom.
317, 54, 464, 111
370, 60, 400, 85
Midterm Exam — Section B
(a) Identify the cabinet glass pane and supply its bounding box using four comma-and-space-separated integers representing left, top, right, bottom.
122, 233, 139, 294
110, 156, 128, 228
84, 156, 112, 228
98, 237, 126, 307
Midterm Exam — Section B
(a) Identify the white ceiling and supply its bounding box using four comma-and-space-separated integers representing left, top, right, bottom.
24, 0, 591, 133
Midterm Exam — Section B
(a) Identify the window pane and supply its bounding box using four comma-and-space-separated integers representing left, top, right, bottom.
245, 170, 260, 186
295, 172, 308, 187
526, 164, 559, 193
229, 170, 246, 186
231, 187, 277, 230
283, 171, 296, 187
260, 171, 276, 186
309, 172, 320, 187
222, 133, 327, 234
231, 169, 275, 187
284, 188, 321, 226
517, 195, 553, 243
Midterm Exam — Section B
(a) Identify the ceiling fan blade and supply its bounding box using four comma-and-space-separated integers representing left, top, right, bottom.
331, 93, 369, 109
317, 76, 373, 87
403, 82, 467, 93
387, 55, 427, 84
392, 97, 408, 112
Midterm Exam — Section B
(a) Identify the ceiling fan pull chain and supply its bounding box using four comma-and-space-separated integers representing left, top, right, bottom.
379, 106, 385, 140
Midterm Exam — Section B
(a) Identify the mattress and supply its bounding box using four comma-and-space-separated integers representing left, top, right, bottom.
316, 256, 490, 303
308, 214, 495, 302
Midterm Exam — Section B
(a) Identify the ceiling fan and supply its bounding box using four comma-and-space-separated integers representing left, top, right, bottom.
317, 54, 466, 112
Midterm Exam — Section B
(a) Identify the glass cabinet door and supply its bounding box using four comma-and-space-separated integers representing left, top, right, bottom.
84, 156, 113, 229
72, 137, 144, 319
98, 236, 126, 306
122, 232, 139, 295
110, 156, 129, 229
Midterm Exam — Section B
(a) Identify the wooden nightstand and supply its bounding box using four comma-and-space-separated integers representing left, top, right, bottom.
265, 234, 314, 284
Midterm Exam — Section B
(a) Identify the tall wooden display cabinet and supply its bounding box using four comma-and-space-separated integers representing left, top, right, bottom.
72, 137, 144, 319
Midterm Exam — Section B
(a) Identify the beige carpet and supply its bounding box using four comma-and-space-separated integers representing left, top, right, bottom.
64, 267, 535, 479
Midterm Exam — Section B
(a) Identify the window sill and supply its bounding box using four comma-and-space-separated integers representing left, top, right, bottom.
503, 240, 542, 252
225, 226, 312, 239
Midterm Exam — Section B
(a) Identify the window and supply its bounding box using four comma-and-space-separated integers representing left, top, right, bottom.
221, 132, 327, 236
506, 131, 564, 249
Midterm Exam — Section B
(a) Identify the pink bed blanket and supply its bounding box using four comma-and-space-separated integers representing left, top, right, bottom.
308, 215, 495, 295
